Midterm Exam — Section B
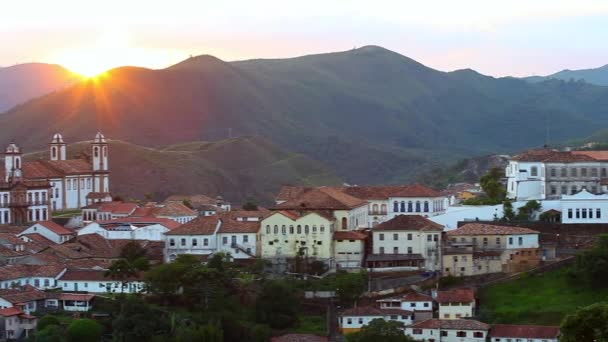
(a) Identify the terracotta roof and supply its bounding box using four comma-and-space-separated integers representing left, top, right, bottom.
275, 187, 367, 210
275, 186, 313, 202
276, 184, 443, 202
130, 207, 156, 217
56, 293, 95, 301
36, 221, 74, 235
374, 215, 444, 231
226, 208, 272, 220
333, 231, 367, 240
0, 226, 28, 234
0, 307, 23, 317
490, 324, 560, 339
10, 159, 92, 180
59, 269, 143, 281
447, 223, 539, 236
436, 288, 475, 303
271, 210, 335, 221
511, 149, 596, 162
165, 216, 219, 235
0, 264, 65, 280
0, 288, 47, 304
410, 319, 490, 330
151, 202, 197, 217
271, 334, 328, 342
0, 233, 23, 245
21, 233, 56, 250
401, 292, 433, 302
341, 306, 385, 316
218, 218, 260, 234
572, 150, 608, 161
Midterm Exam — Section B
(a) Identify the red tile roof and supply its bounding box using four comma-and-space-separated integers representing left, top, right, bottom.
410, 319, 489, 330
0, 307, 23, 317
436, 288, 475, 303
275, 187, 367, 210
573, 150, 608, 161
341, 306, 385, 316
333, 231, 367, 240
374, 215, 444, 231
276, 184, 443, 202
218, 218, 260, 234
0, 288, 47, 304
271, 210, 335, 221
511, 149, 596, 162
490, 324, 560, 339
401, 292, 433, 302
56, 293, 95, 301
447, 223, 539, 236
0, 264, 65, 281
36, 221, 74, 235
151, 202, 197, 217
165, 216, 219, 235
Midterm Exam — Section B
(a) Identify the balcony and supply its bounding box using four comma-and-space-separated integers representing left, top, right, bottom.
368, 211, 388, 216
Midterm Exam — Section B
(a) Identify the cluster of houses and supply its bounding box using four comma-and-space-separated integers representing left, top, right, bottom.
338, 288, 560, 342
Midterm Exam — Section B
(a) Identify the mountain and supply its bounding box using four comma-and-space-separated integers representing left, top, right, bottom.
24, 136, 340, 204
0, 63, 78, 112
525, 64, 608, 86
3, 46, 608, 186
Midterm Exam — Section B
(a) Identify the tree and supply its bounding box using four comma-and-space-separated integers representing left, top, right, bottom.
174, 322, 224, 342
66, 319, 102, 342
570, 234, 608, 287
37, 315, 61, 331
33, 324, 64, 342
112, 295, 170, 341
480, 167, 506, 201
255, 280, 300, 329
502, 200, 515, 221
334, 271, 367, 306
560, 302, 608, 342
182, 199, 193, 209
242, 198, 258, 211
516, 200, 542, 220
145, 254, 200, 303
346, 319, 416, 342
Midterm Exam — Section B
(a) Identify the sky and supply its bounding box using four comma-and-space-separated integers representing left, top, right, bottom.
2, 0, 608, 77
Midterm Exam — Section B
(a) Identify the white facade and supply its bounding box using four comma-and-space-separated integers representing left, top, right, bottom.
406, 326, 488, 342
439, 302, 475, 319
60, 279, 144, 293
216, 232, 258, 259
78, 222, 170, 241
505, 234, 539, 249
506, 160, 546, 201
334, 238, 365, 268
19, 222, 74, 244
561, 189, 608, 224
372, 230, 441, 270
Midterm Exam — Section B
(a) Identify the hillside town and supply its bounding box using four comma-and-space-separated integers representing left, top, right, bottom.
0, 133, 607, 341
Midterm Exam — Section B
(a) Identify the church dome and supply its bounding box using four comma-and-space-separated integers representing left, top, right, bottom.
5, 143, 20, 154
50, 133, 64, 143
94, 132, 107, 143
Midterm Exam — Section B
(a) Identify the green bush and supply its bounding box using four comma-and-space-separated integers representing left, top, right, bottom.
66, 319, 102, 342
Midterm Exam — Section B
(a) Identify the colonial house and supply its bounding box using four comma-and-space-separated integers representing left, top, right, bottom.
164, 216, 220, 262
368, 215, 442, 271
338, 306, 413, 334
132, 202, 198, 224
561, 189, 608, 224
19, 221, 75, 244
275, 184, 448, 228
333, 231, 367, 268
444, 223, 541, 274
0, 307, 36, 340
442, 248, 502, 277
489, 324, 560, 342
82, 202, 138, 222
436, 288, 476, 319
49, 293, 95, 312
377, 292, 434, 321
0, 264, 65, 290
405, 319, 490, 342
0, 286, 48, 314
58, 269, 145, 294
164, 194, 231, 216
77, 217, 180, 241
506, 149, 608, 201
216, 217, 260, 259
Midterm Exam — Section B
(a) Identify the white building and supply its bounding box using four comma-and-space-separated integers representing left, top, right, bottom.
78, 217, 180, 241
58, 269, 145, 294
506, 149, 608, 201
0, 264, 65, 290
436, 288, 476, 319
405, 319, 490, 342
164, 210, 263, 262
333, 231, 367, 268
338, 306, 413, 334
369, 215, 442, 271
377, 292, 434, 321
489, 324, 560, 342
19, 221, 75, 244
561, 189, 608, 224
0, 307, 36, 340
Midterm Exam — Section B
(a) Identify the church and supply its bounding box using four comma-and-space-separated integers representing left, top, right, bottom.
0, 133, 112, 224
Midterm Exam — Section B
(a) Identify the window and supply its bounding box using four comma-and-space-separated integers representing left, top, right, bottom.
266, 225, 270, 234
572, 186, 578, 195
592, 168, 598, 177
531, 166, 538, 176
222, 237, 228, 245
407, 247, 413, 254
427, 234, 432, 241
576, 209, 581, 219
483, 237, 488, 246
415, 201, 421, 212
423, 302, 429, 307
358, 318, 363, 324
180, 238, 186, 246
407, 233, 412, 240
496, 237, 501, 245
400, 201, 405, 212
408, 201, 413, 212
379, 247, 385, 254
473, 332, 484, 338
597, 208, 602, 219
568, 209, 573, 219
320, 225, 325, 233
561, 168, 567, 177
453, 256, 458, 262
169, 239, 175, 247
561, 185, 567, 195
192, 239, 198, 246
424, 201, 429, 212
281, 225, 286, 234
203, 238, 209, 246
273, 225, 278, 234
456, 331, 467, 337
412, 329, 422, 335
44, 279, 49, 287
440, 331, 448, 337
550, 168, 556, 177
393, 233, 398, 240
289, 225, 294, 234
604, 168, 607, 177
341, 218, 347, 230
592, 186, 598, 194
297, 225, 302, 234
305, 225, 310, 234
393, 247, 399, 254
518, 237, 523, 245
379, 233, 384, 241
589, 208, 594, 219
243, 235, 249, 243
550, 186, 556, 195
582, 209, 587, 219
393, 201, 399, 212
582, 168, 588, 177
509, 237, 513, 245
571, 168, 578, 177
347, 318, 352, 324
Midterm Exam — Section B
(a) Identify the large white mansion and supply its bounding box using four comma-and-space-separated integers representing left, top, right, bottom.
0, 133, 111, 224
